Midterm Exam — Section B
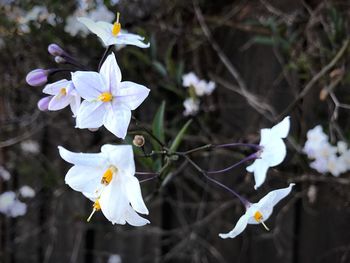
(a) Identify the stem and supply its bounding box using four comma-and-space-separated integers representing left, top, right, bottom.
48, 68, 76, 75
214, 143, 261, 150
183, 155, 250, 207
98, 45, 113, 70
136, 171, 161, 183
207, 152, 258, 174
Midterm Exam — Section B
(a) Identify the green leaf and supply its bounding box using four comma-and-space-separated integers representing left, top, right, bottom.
170, 119, 192, 152
152, 101, 166, 151
152, 61, 167, 77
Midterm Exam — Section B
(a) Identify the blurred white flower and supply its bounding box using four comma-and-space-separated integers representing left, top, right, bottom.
19, 186, 36, 198
0, 166, 11, 181
327, 155, 347, 177
303, 125, 328, 158
246, 116, 290, 189
182, 72, 199, 88
108, 254, 122, 263
310, 157, 328, 173
183, 98, 199, 116
337, 141, 348, 154
219, 184, 294, 239
20, 140, 40, 154
0, 191, 27, 218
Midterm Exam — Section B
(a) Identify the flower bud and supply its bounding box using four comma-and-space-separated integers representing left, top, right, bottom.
37, 96, 52, 111
133, 135, 145, 147
54, 56, 66, 64
26, 69, 49, 86
48, 43, 65, 56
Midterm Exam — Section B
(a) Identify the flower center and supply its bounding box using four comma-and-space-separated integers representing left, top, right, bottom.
98, 92, 113, 102
60, 87, 67, 96
101, 166, 118, 185
112, 12, 121, 36
253, 211, 270, 231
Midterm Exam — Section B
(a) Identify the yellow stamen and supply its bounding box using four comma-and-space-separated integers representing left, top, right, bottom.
98, 92, 113, 102
60, 87, 67, 95
112, 12, 121, 36
101, 166, 118, 185
87, 200, 101, 222
254, 211, 270, 231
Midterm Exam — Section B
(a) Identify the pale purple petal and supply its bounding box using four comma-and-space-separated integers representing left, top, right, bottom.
99, 52, 122, 88
72, 71, 108, 100
76, 100, 106, 129
103, 103, 131, 139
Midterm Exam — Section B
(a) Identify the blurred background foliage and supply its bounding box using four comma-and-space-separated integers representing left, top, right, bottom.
1, 0, 350, 262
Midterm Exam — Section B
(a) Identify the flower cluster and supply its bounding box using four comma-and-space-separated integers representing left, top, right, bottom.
0, 184, 35, 218
303, 125, 349, 176
182, 72, 216, 116
24, 9, 295, 239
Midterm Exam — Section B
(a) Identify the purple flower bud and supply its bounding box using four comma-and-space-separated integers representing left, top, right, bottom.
26, 69, 49, 86
48, 44, 65, 56
37, 96, 52, 111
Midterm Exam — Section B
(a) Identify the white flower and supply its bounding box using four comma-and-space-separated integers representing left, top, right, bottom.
19, 186, 36, 198
337, 141, 348, 154
303, 125, 328, 158
310, 157, 328, 173
0, 191, 27, 218
108, 254, 122, 263
58, 144, 149, 226
327, 155, 347, 177
219, 183, 294, 239
42, 79, 81, 117
0, 166, 11, 181
20, 140, 40, 154
73, 52, 149, 138
65, 15, 89, 37
182, 72, 199, 88
246, 116, 290, 189
77, 13, 150, 48
183, 98, 200, 116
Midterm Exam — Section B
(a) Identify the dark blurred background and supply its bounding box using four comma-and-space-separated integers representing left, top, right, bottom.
1, 0, 350, 262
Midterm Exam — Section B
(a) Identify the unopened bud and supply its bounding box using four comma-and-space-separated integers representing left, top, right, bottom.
37, 96, 52, 111
26, 69, 49, 86
133, 135, 145, 147
55, 56, 66, 64
48, 43, 65, 56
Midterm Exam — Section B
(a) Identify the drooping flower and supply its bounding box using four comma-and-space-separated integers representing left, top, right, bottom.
77, 13, 150, 48
73, 52, 150, 138
41, 79, 81, 117
58, 144, 149, 226
246, 116, 290, 189
219, 183, 294, 239
183, 98, 200, 116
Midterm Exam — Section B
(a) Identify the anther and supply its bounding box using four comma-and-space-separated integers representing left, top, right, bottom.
112, 12, 121, 36
87, 200, 101, 222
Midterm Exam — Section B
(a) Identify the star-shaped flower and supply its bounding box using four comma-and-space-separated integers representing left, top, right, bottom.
58, 144, 149, 226
246, 116, 290, 189
77, 13, 150, 48
41, 79, 81, 116
72, 52, 150, 138
219, 183, 294, 239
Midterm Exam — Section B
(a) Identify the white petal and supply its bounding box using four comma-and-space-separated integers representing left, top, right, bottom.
100, 144, 135, 174
258, 183, 295, 209
69, 92, 81, 117
219, 214, 249, 239
77, 18, 112, 46
58, 146, 108, 166
48, 93, 71, 111
43, 79, 70, 95
270, 116, 290, 139
124, 205, 150, 226
115, 81, 150, 110
123, 176, 148, 214
99, 180, 128, 224
72, 71, 108, 100
76, 100, 106, 129
111, 32, 150, 48
103, 102, 131, 139
99, 52, 122, 88
261, 138, 287, 167
246, 159, 269, 190
65, 165, 104, 198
